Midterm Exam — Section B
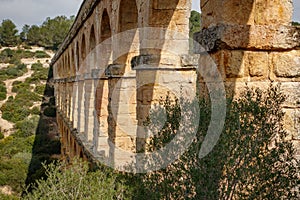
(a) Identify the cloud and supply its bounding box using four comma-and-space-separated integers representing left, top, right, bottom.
0, 0, 82, 30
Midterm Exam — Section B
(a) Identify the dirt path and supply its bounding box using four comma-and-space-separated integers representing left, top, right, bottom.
0, 47, 54, 137
0, 67, 34, 136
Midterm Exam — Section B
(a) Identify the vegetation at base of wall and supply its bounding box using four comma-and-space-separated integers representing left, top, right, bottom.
20, 85, 300, 199
125, 85, 300, 199
0, 81, 7, 101
23, 160, 128, 200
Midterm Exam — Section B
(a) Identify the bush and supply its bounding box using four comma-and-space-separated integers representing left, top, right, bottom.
1, 105, 31, 123
0, 81, 7, 101
34, 51, 50, 58
129, 85, 300, 199
0, 48, 14, 63
0, 134, 35, 194
12, 81, 30, 93
1, 91, 41, 123
31, 106, 40, 115
31, 62, 43, 71
23, 160, 128, 200
0, 63, 27, 80
29, 62, 49, 82
34, 84, 45, 95
14, 116, 39, 137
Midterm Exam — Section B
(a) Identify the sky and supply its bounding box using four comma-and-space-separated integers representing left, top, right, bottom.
0, 0, 299, 31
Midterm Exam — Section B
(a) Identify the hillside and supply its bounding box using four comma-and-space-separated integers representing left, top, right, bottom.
0, 46, 60, 198
0, 46, 53, 136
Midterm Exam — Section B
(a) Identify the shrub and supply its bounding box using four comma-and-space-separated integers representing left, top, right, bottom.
14, 116, 39, 137
12, 81, 30, 93
0, 48, 14, 63
1, 104, 31, 123
130, 85, 300, 199
29, 62, 49, 82
0, 134, 35, 194
34, 50, 50, 58
23, 160, 128, 200
31, 62, 43, 71
0, 63, 28, 80
34, 84, 45, 95
0, 81, 7, 101
1, 91, 41, 123
31, 106, 40, 115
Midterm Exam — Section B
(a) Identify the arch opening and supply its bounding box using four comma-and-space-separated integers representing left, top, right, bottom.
80, 34, 86, 70
89, 25, 96, 51
100, 9, 112, 42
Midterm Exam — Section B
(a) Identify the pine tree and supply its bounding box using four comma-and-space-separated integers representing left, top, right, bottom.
0, 19, 19, 46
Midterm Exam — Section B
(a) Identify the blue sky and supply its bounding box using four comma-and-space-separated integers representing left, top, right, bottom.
0, 0, 299, 31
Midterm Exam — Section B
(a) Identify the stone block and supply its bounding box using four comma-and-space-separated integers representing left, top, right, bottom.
224, 50, 246, 78
247, 51, 269, 78
271, 50, 300, 78
283, 108, 300, 140
201, 0, 292, 28
280, 82, 300, 108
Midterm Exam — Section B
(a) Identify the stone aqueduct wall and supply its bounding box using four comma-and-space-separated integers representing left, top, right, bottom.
51, 0, 300, 165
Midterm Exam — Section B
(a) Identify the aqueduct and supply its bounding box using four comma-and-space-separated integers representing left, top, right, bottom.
51, 0, 300, 169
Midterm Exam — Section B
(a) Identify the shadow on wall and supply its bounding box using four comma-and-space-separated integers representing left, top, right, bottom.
24, 65, 60, 191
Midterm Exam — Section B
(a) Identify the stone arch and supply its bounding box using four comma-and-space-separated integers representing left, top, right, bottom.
89, 25, 96, 51
100, 9, 111, 43
63, 55, 66, 77
71, 48, 75, 75
80, 34, 87, 71
118, 0, 138, 32
76, 41, 80, 72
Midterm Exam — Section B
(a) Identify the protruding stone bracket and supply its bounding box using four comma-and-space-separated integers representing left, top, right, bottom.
132, 54, 198, 70
194, 24, 300, 53
105, 64, 125, 78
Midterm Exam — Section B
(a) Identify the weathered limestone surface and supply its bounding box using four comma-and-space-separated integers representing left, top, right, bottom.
52, 0, 300, 165
196, 0, 300, 160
